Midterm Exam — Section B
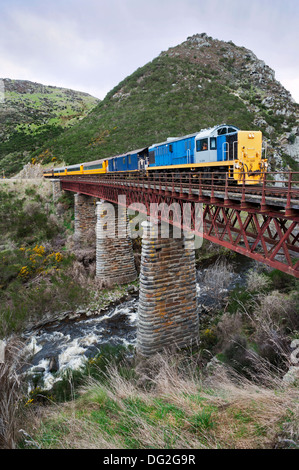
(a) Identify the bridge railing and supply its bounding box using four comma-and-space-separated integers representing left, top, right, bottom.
94, 170, 299, 204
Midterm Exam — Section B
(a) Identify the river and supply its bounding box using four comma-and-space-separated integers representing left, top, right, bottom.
22, 254, 257, 391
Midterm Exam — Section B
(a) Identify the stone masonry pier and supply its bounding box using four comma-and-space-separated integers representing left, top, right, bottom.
96, 200, 137, 286
51, 179, 62, 202
137, 221, 198, 356
74, 193, 97, 245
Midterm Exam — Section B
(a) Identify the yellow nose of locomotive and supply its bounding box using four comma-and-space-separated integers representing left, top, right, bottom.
234, 130, 266, 184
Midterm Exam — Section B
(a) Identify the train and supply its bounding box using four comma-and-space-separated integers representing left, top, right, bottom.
43, 124, 268, 185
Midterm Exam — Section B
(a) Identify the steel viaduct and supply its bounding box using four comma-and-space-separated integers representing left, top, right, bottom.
51, 171, 299, 356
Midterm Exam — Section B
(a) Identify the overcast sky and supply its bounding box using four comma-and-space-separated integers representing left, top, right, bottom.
0, 0, 298, 103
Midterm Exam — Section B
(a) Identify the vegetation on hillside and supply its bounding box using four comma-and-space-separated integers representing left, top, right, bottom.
0, 180, 91, 335
0, 80, 99, 176
31, 55, 257, 166
29, 34, 298, 169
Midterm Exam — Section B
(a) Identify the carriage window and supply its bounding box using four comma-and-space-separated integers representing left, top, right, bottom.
210, 137, 217, 150
128, 155, 131, 165
123, 157, 126, 165
196, 138, 209, 152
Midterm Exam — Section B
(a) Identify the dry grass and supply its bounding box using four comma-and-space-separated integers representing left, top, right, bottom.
202, 258, 234, 304
246, 270, 271, 292
240, 290, 299, 369
0, 338, 25, 449
24, 351, 299, 449
0, 178, 52, 200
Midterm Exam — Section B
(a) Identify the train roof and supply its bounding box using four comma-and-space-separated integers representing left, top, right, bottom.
82, 159, 106, 166
148, 125, 239, 148
106, 147, 148, 161
196, 124, 239, 139
51, 166, 65, 171
65, 163, 84, 169
149, 132, 198, 148
128, 146, 148, 155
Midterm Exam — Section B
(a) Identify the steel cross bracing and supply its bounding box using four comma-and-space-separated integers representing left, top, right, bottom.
60, 171, 299, 278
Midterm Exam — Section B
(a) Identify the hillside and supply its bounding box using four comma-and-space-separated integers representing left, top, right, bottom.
34, 33, 299, 171
0, 79, 99, 176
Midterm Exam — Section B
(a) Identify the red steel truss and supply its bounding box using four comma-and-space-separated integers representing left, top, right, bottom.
60, 171, 299, 278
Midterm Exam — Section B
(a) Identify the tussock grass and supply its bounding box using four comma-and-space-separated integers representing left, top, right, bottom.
0, 177, 52, 200
0, 339, 26, 449
23, 351, 299, 449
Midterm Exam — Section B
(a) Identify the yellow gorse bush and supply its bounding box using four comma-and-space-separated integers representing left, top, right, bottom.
32, 245, 45, 256
18, 266, 30, 279
17, 246, 63, 282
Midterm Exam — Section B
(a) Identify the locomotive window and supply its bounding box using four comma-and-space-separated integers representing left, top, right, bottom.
196, 138, 209, 152
228, 127, 236, 133
169, 144, 173, 153
218, 127, 227, 135
210, 137, 217, 150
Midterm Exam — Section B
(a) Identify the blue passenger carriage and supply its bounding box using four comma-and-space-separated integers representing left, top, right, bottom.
107, 147, 148, 173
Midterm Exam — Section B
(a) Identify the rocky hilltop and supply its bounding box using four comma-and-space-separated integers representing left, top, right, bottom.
0, 79, 99, 175
163, 34, 299, 168
164, 34, 297, 133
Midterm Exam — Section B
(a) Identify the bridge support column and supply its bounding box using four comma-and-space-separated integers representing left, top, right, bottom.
51, 179, 62, 202
137, 221, 198, 357
96, 201, 137, 286
74, 193, 97, 245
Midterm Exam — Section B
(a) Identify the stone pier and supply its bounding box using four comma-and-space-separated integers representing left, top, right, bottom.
96, 200, 137, 286
137, 221, 198, 356
74, 193, 97, 245
51, 179, 62, 202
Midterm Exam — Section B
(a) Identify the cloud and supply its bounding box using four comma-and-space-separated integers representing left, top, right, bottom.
0, 0, 298, 101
